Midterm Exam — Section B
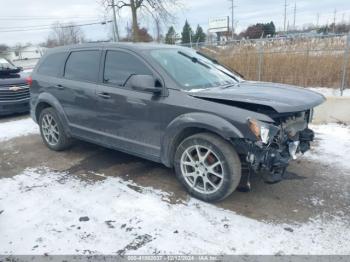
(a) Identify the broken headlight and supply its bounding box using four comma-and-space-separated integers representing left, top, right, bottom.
247, 118, 279, 144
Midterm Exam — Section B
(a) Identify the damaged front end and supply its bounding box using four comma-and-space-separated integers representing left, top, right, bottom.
234, 110, 315, 183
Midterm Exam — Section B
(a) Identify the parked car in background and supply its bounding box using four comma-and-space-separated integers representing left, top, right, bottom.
30, 43, 325, 202
0, 57, 31, 115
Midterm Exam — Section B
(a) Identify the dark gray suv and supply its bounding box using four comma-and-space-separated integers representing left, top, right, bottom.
30, 43, 325, 202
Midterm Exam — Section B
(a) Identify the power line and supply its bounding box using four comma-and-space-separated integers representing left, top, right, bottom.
0, 20, 101, 30
0, 16, 100, 21
0, 21, 112, 33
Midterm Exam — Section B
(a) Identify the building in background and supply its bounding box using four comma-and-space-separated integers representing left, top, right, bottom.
208, 16, 230, 43
1, 45, 46, 61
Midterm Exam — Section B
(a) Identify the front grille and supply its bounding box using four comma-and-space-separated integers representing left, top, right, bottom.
0, 83, 30, 102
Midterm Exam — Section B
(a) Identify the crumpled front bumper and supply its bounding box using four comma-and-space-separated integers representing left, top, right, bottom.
234, 128, 315, 183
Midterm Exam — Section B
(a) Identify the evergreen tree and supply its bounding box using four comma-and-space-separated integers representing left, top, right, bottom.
165, 26, 176, 44
263, 21, 276, 37
193, 25, 206, 43
181, 20, 193, 44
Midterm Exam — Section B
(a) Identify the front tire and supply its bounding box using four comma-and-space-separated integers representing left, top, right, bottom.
174, 133, 241, 202
39, 107, 72, 151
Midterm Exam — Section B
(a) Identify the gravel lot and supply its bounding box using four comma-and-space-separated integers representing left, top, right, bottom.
0, 114, 349, 255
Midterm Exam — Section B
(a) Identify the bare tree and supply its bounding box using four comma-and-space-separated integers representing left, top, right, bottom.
154, 16, 161, 42
45, 22, 85, 47
100, 0, 181, 42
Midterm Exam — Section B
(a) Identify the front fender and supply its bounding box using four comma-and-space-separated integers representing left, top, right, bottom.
32, 92, 71, 135
161, 112, 244, 167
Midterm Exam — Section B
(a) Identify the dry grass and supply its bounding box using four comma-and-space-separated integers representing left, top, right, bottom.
200, 36, 349, 88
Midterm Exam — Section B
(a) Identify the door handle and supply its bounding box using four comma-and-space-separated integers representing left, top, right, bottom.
97, 92, 111, 99
55, 84, 65, 90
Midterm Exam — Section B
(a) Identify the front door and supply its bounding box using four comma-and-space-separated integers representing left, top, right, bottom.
95, 49, 164, 159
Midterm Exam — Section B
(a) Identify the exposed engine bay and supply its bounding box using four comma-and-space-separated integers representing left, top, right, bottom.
234, 110, 315, 183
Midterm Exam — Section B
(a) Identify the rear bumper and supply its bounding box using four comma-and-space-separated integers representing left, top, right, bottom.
0, 98, 30, 116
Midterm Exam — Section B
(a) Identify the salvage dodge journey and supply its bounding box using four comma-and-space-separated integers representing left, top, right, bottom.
30, 43, 325, 202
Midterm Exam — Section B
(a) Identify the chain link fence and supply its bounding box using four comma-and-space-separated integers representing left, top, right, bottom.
178, 34, 350, 96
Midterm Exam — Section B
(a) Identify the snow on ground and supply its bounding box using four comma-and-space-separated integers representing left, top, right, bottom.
308, 87, 350, 97
0, 118, 38, 142
0, 118, 349, 255
0, 168, 349, 255
303, 124, 350, 170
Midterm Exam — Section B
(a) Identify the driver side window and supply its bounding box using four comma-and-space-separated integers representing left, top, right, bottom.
104, 50, 152, 87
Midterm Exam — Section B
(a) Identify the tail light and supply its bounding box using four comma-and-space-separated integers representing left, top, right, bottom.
26, 76, 33, 87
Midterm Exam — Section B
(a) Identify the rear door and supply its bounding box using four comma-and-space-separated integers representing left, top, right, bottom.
94, 49, 164, 159
59, 49, 102, 136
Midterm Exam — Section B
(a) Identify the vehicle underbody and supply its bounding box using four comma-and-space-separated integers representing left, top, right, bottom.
233, 109, 315, 185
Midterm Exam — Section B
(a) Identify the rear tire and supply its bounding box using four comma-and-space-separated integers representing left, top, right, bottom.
174, 133, 241, 202
39, 107, 72, 151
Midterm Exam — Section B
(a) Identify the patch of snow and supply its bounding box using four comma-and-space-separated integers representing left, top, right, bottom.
0, 117, 39, 142
0, 118, 39, 142
307, 87, 350, 97
304, 124, 350, 170
309, 197, 325, 207
0, 168, 349, 255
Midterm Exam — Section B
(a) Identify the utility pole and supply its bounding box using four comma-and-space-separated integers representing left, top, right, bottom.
111, 0, 119, 42
333, 8, 337, 33
284, 0, 288, 32
316, 13, 320, 29
293, 2, 296, 30
189, 29, 192, 48
229, 0, 236, 40
154, 17, 161, 43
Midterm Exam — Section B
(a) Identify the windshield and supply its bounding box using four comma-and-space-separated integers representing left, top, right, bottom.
150, 48, 242, 91
0, 58, 16, 70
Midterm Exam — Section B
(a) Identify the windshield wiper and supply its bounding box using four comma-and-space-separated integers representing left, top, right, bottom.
196, 51, 219, 64
196, 51, 245, 80
178, 51, 211, 69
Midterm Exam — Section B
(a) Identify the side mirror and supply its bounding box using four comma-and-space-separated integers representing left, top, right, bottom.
128, 75, 162, 94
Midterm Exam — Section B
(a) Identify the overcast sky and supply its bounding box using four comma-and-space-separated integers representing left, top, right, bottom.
0, 0, 349, 46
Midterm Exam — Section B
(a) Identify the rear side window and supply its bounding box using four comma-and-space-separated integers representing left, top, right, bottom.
64, 50, 100, 82
37, 52, 66, 77
104, 51, 152, 86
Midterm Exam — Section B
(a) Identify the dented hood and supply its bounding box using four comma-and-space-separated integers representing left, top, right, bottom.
188, 81, 326, 113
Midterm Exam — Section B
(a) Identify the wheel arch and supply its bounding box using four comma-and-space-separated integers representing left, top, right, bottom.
34, 92, 71, 136
161, 112, 243, 167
